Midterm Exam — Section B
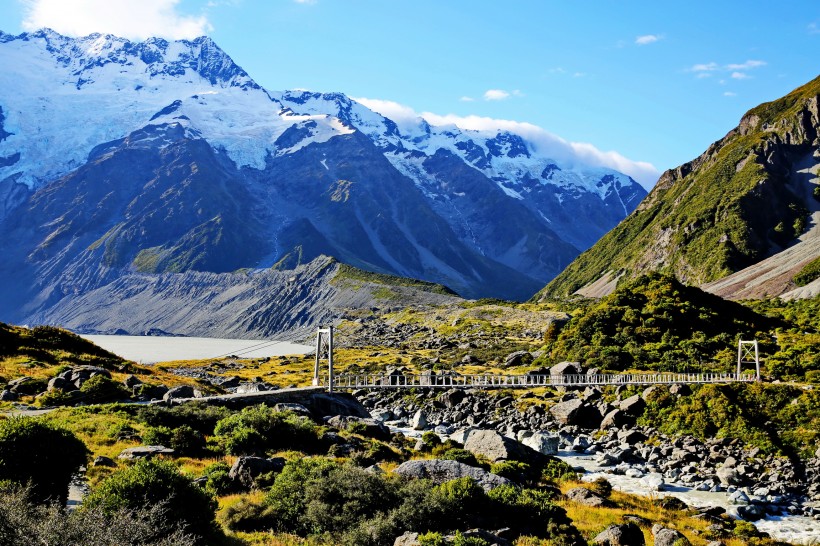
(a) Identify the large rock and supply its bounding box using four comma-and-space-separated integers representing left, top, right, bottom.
163, 385, 201, 401
618, 394, 646, 417
600, 409, 633, 429
117, 445, 174, 460
229, 456, 285, 489
449, 428, 476, 445
439, 388, 466, 408
565, 487, 608, 507
592, 523, 645, 545
550, 361, 582, 377
411, 410, 427, 430
325, 415, 390, 440
392, 459, 511, 492
653, 527, 690, 546
549, 399, 603, 428
394, 532, 421, 546
464, 429, 534, 462
522, 431, 559, 455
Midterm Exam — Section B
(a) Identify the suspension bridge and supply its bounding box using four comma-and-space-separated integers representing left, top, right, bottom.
310, 327, 762, 392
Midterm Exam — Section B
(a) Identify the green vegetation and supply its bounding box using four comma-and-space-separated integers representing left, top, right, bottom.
0, 417, 87, 504
541, 75, 820, 299
334, 263, 457, 296
640, 382, 820, 457
0, 483, 193, 545
213, 405, 323, 455
0, 323, 125, 379
83, 458, 220, 544
793, 256, 820, 286
223, 456, 584, 546
539, 273, 778, 372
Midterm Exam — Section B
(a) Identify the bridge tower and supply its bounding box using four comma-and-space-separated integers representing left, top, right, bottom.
737, 340, 760, 380
313, 326, 335, 393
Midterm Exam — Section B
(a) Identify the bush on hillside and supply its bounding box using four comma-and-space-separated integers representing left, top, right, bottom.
213, 405, 321, 455
82, 458, 220, 543
0, 417, 87, 504
542, 273, 778, 372
129, 401, 231, 435
0, 483, 193, 546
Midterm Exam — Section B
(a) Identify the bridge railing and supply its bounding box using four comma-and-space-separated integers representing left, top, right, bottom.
326, 372, 758, 389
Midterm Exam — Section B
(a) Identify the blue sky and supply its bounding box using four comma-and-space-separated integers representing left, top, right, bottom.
1, 0, 818, 187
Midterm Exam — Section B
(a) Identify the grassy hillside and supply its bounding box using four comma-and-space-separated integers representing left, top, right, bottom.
0, 323, 125, 382
540, 75, 820, 299
536, 274, 782, 372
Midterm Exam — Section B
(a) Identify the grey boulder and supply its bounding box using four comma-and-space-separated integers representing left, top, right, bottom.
392, 459, 511, 492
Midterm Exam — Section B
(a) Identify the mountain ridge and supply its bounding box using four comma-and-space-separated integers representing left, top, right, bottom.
539, 74, 820, 301
0, 29, 646, 333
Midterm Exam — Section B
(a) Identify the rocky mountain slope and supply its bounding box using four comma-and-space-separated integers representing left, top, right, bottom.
540, 75, 820, 300
22, 256, 460, 340
0, 29, 646, 332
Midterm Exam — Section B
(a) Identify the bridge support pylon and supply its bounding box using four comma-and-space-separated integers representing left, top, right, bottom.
737, 340, 760, 380
313, 326, 334, 393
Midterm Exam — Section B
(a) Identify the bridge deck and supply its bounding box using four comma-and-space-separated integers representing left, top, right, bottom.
327, 372, 758, 390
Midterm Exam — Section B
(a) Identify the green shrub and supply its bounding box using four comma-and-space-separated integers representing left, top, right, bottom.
490, 460, 534, 483
213, 405, 320, 455
83, 459, 219, 543
142, 425, 173, 446
806, 370, 820, 384
35, 389, 78, 407
77, 375, 131, 403
587, 477, 613, 498
202, 461, 233, 496
169, 424, 206, 456
0, 483, 193, 545
441, 448, 479, 467
0, 417, 87, 504
541, 457, 578, 481
793, 256, 820, 287
130, 402, 230, 436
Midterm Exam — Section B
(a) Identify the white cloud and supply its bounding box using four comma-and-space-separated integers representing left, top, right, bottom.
353, 97, 423, 129
483, 89, 510, 101
690, 62, 719, 72
21, 0, 212, 40
294, 0, 317, 4
696, 73, 712, 79
572, 72, 586, 78
459, 96, 475, 102
810, 22, 819, 34
731, 71, 750, 80
355, 98, 659, 188
635, 34, 661, 45
724, 91, 737, 97
726, 59, 766, 70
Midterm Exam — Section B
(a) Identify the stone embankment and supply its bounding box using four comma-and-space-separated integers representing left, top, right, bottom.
356, 383, 820, 522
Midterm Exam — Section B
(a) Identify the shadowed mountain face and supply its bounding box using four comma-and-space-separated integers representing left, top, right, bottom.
540, 75, 820, 301
0, 29, 646, 333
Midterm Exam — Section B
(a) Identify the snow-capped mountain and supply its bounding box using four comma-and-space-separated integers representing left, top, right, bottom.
0, 29, 646, 330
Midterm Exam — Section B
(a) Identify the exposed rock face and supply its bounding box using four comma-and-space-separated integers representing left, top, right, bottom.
565, 487, 609, 507
463, 429, 535, 462
392, 459, 511, 492
592, 523, 645, 545
229, 456, 285, 489
117, 445, 174, 460
522, 431, 559, 455
549, 398, 602, 428
541, 75, 820, 301
652, 527, 690, 546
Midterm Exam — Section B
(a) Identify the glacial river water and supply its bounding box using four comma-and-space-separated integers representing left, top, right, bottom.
81, 334, 313, 364
559, 450, 820, 545
393, 426, 820, 545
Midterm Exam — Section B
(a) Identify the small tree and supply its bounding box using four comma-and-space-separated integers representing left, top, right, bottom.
82, 458, 219, 543
0, 417, 87, 504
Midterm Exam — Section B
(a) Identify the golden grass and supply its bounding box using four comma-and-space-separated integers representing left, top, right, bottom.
557, 481, 748, 546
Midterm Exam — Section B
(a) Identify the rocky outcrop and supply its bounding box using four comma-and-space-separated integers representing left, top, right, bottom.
592, 523, 645, 545
392, 459, 511, 492
229, 456, 285, 489
566, 487, 609, 507
464, 429, 537, 463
